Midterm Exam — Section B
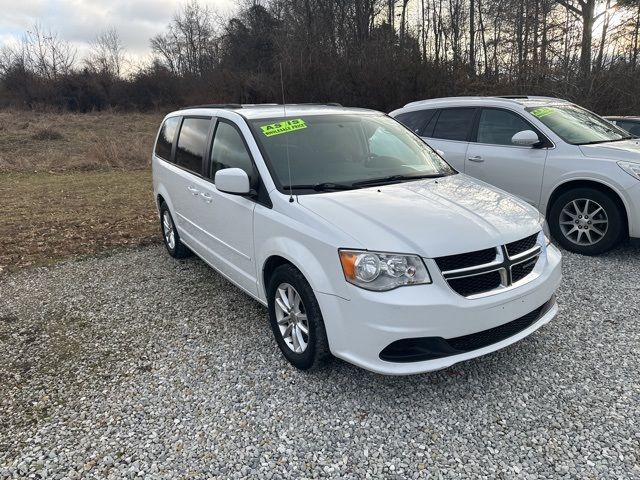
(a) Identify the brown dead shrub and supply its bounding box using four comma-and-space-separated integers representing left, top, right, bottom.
32, 127, 64, 141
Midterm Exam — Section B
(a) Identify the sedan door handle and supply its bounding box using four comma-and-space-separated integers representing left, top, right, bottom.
187, 186, 200, 196
200, 192, 213, 203
468, 155, 484, 163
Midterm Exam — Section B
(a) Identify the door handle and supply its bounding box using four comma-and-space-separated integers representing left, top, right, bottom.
468, 155, 484, 163
187, 186, 200, 196
200, 192, 213, 203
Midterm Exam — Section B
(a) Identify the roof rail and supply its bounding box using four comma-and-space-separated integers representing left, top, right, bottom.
179, 102, 342, 110
294, 102, 342, 107
498, 95, 529, 99
180, 103, 243, 110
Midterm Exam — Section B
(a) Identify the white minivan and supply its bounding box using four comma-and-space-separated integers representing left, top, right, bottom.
152, 104, 562, 375
390, 96, 640, 255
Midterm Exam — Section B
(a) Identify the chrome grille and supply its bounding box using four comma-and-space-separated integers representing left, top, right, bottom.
436, 232, 542, 298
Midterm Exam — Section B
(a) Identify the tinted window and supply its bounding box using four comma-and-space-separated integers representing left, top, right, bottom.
617, 120, 640, 136
175, 117, 211, 174
432, 108, 476, 141
477, 109, 533, 145
395, 110, 435, 134
210, 121, 254, 180
154, 117, 180, 161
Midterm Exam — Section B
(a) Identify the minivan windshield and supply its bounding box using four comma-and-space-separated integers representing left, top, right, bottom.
525, 104, 633, 145
249, 114, 455, 192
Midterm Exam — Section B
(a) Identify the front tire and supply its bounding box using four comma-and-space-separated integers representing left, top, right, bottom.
267, 264, 331, 370
159, 202, 192, 259
548, 187, 624, 255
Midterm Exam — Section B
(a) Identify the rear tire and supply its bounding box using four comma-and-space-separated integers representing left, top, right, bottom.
548, 187, 624, 255
159, 201, 192, 259
267, 264, 331, 371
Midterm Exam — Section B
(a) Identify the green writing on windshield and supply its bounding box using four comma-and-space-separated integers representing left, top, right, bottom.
260, 119, 307, 137
531, 107, 555, 118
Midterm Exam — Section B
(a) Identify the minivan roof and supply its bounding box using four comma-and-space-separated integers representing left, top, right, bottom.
175, 103, 379, 120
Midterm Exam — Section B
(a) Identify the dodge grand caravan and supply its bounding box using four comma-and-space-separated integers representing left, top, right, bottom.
152, 104, 562, 375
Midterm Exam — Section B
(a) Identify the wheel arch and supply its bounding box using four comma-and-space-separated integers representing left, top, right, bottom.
258, 241, 343, 302
262, 255, 295, 291
155, 183, 175, 217
545, 179, 630, 237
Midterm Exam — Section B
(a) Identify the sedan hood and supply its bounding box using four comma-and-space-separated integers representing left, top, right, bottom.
579, 139, 640, 162
297, 174, 542, 258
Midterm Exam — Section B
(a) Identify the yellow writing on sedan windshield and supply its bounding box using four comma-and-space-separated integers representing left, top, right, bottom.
531, 107, 555, 118
260, 119, 307, 137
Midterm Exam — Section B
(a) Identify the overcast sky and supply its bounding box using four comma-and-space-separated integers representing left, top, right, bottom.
0, 0, 237, 66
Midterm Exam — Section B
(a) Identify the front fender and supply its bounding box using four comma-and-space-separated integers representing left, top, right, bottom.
256, 236, 347, 302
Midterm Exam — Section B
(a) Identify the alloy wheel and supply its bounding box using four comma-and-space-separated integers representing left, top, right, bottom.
162, 211, 176, 250
274, 283, 309, 353
559, 198, 608, 246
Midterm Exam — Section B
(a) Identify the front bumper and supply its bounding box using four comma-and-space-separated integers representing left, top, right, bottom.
317, 244, 562, 375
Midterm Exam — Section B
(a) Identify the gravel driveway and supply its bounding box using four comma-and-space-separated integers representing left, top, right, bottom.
1, 243, 639, 479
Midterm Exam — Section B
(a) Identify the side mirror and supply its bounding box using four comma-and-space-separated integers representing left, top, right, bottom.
511, 130, 540, 147
215, 168, 250, 195
436, 149, 445, 159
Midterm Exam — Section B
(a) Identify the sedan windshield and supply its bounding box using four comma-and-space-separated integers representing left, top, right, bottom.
526, 104, 632, 145
249, 113, 455, 192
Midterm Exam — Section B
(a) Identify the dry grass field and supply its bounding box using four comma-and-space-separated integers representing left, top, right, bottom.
0, 110, 165, 273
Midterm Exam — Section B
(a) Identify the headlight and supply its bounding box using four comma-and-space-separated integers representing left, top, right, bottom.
339, 250, 431, 291
618, 161, 640, 180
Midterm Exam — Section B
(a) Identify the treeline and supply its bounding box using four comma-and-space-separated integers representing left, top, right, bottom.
1, 0, 640, 113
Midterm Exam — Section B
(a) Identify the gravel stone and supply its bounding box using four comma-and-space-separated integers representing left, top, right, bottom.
1, 243, 639, 478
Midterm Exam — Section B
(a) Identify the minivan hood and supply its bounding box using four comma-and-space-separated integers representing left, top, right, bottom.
297, 174, 542, 258
579, 139, 640, 162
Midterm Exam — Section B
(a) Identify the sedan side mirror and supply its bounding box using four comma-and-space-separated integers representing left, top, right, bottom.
215, 168, 250, 195
511, 130, 540, 147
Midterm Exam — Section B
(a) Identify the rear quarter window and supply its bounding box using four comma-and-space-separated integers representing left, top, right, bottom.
431, 108, 476, 141
154, 117, 181, 161
395, 109, 435, 135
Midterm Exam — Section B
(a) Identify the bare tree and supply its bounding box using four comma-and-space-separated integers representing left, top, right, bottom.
85, 28, 126, 77
151, 0, 218, 77
22, 23, 76, 79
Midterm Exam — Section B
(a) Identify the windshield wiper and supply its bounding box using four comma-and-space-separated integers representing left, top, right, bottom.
282, 182, 357, 191
351, 173, 444, 187
578, 137, 635, 145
